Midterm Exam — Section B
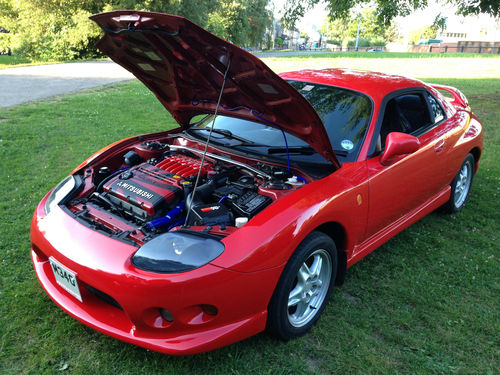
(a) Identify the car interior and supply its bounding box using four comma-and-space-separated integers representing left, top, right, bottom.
375, 93, 433, 154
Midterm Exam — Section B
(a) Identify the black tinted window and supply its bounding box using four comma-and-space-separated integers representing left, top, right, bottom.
428, 94, 445, 123
394, 94, 431, 131
379, 93, 433, 148
288, 81, 372, 161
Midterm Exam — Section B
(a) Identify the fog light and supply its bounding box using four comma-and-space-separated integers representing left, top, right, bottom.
201, 304, 218, 316
160, 308, 174, 322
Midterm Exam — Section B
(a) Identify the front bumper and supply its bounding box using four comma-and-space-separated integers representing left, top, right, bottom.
30, 199, 281, 355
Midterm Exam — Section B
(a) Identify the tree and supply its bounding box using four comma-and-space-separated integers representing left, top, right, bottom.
408, 25, 438, 44
300, 31, 310, 44
0, 0, 103, 60
168, 0, 218, 27
384, 21, 398, 43
320, 17, 349, 43
282, 0, 500, 29
320, 6, 397, 45
0, 0, 272, 60
247, 0, 272, 47
207, 0, 250, 45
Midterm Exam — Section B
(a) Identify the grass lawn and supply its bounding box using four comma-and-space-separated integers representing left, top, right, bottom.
0, 55, 32, 69
0, 54, 498, 374
259, 51, 498, 59
263, 52, 500, 80
0, 55, 109, 70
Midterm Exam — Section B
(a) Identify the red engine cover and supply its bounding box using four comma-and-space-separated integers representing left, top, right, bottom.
156, 154, 213, 179
103, 165, 182, 219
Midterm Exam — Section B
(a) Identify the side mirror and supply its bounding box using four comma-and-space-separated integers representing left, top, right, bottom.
380, 132, 420, 166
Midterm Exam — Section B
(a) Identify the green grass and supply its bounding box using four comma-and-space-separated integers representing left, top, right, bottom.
259, 51, 500, 59
264, 54, 500, 80
0, 55, 499, 374
0, 54, 32, 68
0, 55, 108, 70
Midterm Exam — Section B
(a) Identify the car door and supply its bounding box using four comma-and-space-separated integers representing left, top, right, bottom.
364, 89, 452, 239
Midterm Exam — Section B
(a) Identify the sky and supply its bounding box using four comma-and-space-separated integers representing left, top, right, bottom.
270, 0, 464, 37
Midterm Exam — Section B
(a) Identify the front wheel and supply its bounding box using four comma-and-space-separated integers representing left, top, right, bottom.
267, 232, 337, 340
444, 154, 475, 213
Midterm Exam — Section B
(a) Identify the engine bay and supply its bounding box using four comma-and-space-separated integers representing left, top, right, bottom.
64, 136, 308, 245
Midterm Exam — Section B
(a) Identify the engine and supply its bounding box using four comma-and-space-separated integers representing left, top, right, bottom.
102, 164, 183, 222
65, 138, 308, 246
68, 143, 301, 244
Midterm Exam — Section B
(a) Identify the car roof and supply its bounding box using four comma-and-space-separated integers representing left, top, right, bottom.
279, 68, 427, 100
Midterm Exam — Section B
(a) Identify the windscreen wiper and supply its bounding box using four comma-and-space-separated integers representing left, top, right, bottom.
188, 127, 256, 145
332, 149, 348, 157
267, 146, 315, 155
268, 146, 349, 157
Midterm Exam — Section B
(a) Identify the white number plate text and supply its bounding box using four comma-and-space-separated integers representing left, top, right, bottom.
49, 257, 82, 302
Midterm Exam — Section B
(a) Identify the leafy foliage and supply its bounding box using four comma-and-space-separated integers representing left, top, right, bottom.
246, 0, 273, 47
0, 0, 103, 60
0, 0, 271, 60
207, 0, 250, 45
320, 7, 395, 46
282, 0, 500, 29
408, 25, 438, 45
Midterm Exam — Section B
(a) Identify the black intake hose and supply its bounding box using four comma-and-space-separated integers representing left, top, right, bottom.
185, 176, 228, 210
95, 167, 129, 193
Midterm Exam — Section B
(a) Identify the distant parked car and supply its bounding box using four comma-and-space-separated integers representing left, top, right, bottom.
31, 10, 484, 355
368, 48, 384, 52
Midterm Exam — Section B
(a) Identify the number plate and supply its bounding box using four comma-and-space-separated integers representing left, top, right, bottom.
49, 257, 82, 302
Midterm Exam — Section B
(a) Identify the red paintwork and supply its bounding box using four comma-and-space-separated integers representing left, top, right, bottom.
380, 132, 421, 166
156, 154, 213, 178
31, 199, 277, 355
102, 164, 182, 217
430, 84, 469, 108
89, 11, 339, 166
280, 68, 429, 162
31, 14, 484, 357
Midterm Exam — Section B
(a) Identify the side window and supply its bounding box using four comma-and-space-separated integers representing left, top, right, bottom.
427, 94, 445, 123
394, 94, 431, 132
378, 93, 432, 150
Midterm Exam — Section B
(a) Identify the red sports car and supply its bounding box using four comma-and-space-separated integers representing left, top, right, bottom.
30, 11, 483, 355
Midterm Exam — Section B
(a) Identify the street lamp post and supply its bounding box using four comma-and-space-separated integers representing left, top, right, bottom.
355, 15, 361, 51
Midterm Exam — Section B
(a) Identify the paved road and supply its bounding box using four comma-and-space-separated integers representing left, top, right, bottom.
0, 52, 336, 108
0, 60, 134, 108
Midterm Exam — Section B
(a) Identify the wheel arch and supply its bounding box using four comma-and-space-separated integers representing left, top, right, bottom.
314, 222, 348, 286
469, 147, 481, 172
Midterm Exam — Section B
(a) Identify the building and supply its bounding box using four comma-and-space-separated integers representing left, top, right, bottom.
437, 13, 499, 43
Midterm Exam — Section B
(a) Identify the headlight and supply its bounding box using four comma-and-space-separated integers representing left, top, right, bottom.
132, 231, 225, 273
44, 175, 82, 215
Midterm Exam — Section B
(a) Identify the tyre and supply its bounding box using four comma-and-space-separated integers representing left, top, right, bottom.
267, 231, 337, 340
444, 153, 475, 213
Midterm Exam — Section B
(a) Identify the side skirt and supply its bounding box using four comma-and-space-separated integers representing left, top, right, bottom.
347, 186, 451, 267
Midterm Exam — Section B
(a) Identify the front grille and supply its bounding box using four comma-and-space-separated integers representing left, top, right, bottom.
86, 285, 123, 310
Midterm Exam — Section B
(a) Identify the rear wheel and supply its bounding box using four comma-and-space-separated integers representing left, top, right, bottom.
444, 154, 475, 213
267, 232, 337, 340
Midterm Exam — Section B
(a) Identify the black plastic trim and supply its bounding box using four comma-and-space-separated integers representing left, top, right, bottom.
366, 87, 448, 159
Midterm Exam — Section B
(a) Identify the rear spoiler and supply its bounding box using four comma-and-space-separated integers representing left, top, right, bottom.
430, 84, 469, 108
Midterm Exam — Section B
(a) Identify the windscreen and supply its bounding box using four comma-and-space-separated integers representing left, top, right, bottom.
187, 83, 372, 163
288, 81, 372, 161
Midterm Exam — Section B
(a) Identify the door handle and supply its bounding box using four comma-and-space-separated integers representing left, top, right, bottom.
434, 139, 445, 153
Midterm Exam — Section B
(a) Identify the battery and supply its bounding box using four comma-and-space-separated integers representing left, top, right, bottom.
189, 203, 233, 226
